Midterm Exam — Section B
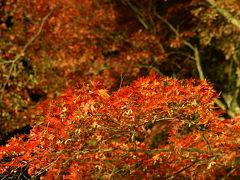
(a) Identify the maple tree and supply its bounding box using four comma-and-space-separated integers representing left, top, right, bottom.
1, 0, 239, 136
1, 73, 240, 179
1, 0, 240, 178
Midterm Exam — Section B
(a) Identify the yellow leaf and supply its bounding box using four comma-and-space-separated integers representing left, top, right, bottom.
98, 89, 110, 99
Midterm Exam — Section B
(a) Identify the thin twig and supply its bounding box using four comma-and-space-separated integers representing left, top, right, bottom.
163, 160, 200, 179
201, 130, 213, 155
119, 72, 124, 89
30, 150, 65, 180
220, 167, 238, 180
108, 167, 116, 180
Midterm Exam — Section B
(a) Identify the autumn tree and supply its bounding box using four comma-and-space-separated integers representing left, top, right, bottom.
1, 0, 240, 139
1, 74, 240, 179
1, 0, 240, 178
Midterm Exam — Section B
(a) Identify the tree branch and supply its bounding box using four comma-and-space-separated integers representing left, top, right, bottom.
206, 0, 240, 30
163, 160, 200, 179
153, 12, 228, 113
201, 130, 213, 155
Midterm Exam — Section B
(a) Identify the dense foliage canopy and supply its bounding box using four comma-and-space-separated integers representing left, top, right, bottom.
1, 0, 240, 179
1, 74, 240, 179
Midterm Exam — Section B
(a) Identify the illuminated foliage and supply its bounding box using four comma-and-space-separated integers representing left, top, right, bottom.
1, 0, 240, 178
2, 74, 240, 179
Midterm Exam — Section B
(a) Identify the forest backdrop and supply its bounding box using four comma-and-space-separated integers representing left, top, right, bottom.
1, 0, 240, 179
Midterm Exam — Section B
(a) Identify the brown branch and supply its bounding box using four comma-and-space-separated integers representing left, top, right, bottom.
90, 113, 132, 128
31, 150, 65, 179
220, 167, 238, 180
201, 130, 213, 155
163, 160, 200, 179
123, 0, 149, 30
136, 117, 176, 127
123, 0, 166, 52
71, 146, 222, 156
193, 47, 204, 80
